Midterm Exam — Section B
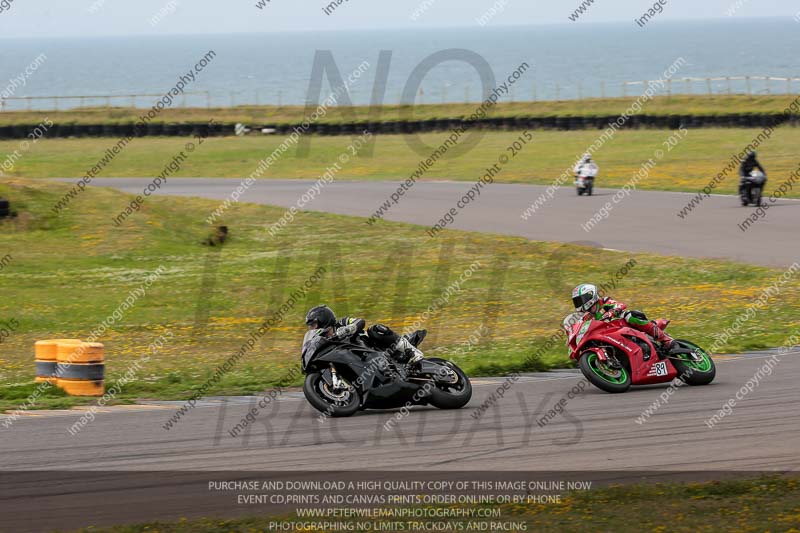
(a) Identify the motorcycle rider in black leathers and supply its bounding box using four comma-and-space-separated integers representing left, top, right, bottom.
739, 150, 766, 199
304, 305, 424, 365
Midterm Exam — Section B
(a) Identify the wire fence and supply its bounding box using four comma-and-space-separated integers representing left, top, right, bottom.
2, 76, 799, 112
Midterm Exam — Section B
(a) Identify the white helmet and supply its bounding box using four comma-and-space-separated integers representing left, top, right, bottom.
572, 283, 599, 313
582, 153, 592, 163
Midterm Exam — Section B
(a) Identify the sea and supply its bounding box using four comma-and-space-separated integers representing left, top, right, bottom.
0, 17, 798, 110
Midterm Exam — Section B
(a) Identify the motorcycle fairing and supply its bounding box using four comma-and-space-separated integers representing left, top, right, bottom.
570, 316, 679, 385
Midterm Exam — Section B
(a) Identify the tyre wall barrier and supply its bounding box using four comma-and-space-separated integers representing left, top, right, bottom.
0, 114, 797, 140
34, 339, 81, 384
34, 340, 105, 395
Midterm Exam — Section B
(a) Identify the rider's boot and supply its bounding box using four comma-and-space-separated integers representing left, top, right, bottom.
396, 337, 424, 365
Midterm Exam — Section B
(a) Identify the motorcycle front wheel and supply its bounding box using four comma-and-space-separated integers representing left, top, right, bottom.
579, 351, 631, 393
751, 187, 763, 207
303, 371, 361, 417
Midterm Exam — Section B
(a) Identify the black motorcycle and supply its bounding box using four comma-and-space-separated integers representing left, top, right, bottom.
301, 328, 472, 417
740, 170, 766, 207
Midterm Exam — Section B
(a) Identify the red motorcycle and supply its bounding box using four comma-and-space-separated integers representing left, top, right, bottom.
562, 313, 716, 393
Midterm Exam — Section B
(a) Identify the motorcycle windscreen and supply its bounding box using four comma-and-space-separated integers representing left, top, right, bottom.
301, 328, 327, 370
562, 312, 584, 333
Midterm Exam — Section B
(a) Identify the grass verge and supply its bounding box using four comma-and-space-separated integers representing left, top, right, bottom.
0, 178, 798, 409
3, 127, 800, 197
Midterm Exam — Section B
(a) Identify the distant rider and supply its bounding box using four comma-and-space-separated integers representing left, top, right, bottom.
571, 284, 675, 352
739, 150, 766, 197
304, 305, 424, 364
574, 153, 599, 178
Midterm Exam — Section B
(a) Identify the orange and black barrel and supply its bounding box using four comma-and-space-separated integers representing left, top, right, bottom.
34, 339, 82, 384
54, 341, 105, 396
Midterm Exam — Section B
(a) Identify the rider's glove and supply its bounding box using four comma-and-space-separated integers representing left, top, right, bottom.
600, 311, 615, 321
335, 323, 358, 338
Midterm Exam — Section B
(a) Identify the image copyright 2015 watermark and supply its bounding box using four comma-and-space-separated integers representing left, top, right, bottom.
519, 56, 686, 220
736, 162, 800, 232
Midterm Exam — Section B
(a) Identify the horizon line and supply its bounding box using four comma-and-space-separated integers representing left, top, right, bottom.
0, 14, 795, 41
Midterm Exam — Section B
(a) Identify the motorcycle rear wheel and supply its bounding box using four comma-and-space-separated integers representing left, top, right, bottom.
303, 372, 361, 417
670, 340, 716, 386
424, 358, 472, 409
579, 351, 631, 393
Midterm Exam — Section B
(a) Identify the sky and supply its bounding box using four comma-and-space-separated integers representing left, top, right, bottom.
0, 0, 798, 38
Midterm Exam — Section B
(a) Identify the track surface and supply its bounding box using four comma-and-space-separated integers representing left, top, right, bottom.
79, 177, 800, 268
2, 351, 797, 470
1, 351, 797, 531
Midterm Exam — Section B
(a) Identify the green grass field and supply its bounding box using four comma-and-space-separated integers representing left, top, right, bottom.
1, 178, 798, 410
3, 127, 800, 197
71, 475, 800, 532
1, 95, 797, 126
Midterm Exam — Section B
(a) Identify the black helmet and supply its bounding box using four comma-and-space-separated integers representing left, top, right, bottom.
746, 150, 757, 159
305, 305, 336, 329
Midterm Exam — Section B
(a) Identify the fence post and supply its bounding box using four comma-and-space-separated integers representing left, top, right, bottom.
706, 78, 712, 96
746, 76, 752, 96
726, 77, 731, 95
600, 80, 605, 99
765, 77, 771, 95
622, 82, 627, 98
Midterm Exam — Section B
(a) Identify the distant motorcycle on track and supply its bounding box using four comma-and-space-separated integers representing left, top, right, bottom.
574, 159, 598, 196
562, 312, 716, 393
739, 169, 766, 207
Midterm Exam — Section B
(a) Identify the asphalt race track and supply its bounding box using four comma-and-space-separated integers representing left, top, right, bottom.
77, 177, 800, 268
1, 350, 797, 530
4, 350, 797, 472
